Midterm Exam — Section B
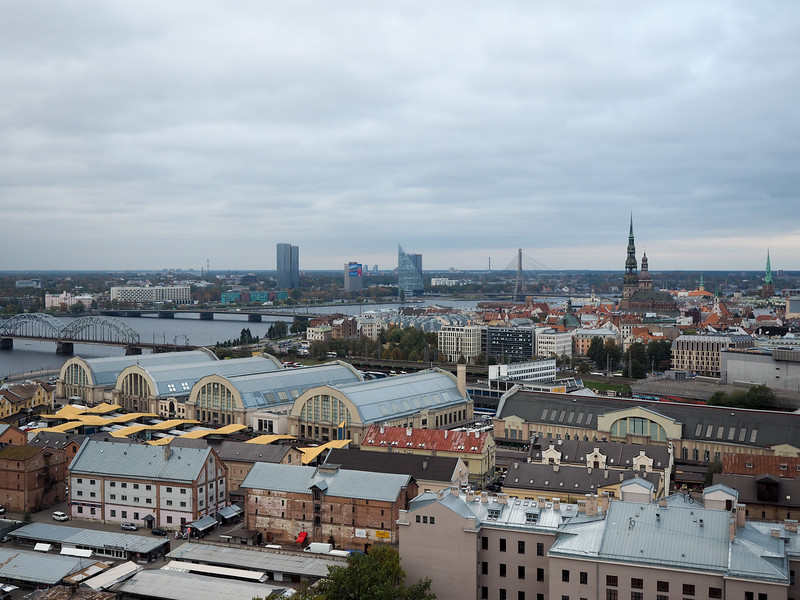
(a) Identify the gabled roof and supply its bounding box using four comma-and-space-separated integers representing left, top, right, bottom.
69, 440, 213, 483
240, 463, 412, 503
170, 438, 291, 464
531, 438, 671, 469
503, 462, 661, 495
361, 425, 491, 454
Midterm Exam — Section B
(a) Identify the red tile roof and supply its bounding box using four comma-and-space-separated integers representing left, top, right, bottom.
361, 425, 491, 454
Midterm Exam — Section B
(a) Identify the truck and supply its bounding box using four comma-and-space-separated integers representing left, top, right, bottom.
303, 542, 333, 554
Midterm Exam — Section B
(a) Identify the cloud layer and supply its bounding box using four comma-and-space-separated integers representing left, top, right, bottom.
1, 2, 798, 272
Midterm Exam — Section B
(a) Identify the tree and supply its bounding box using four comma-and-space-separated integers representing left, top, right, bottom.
69, 301, 86, 314
294, 545, 435, 600
272, 320, 288, 339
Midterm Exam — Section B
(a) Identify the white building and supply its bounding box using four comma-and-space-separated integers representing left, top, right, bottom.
488, 358, 557, 383
44, 292, 95, 309
536, 328, 573, 360
110, 286, 192, 305
68, 440, 227, 530
357, 317, 385, 341
438, 325, 483, 362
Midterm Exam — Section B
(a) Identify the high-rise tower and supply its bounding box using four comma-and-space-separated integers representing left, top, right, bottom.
276, 243, 299, 289
622, 215, 639, 300
638, 252, 652, 291
397, 244, 424, 296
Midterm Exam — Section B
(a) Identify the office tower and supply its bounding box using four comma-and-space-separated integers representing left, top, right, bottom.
344, 262, 363, 292
397, 244, 423, 295
277, 243, 299, 289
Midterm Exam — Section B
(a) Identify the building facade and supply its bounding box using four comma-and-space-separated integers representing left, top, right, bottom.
68, 440, 228, 529
439, 325, 483, 362
0, 445, 67, 512
241, 462, 418, 550
397, 244, 423, 295
109, 286, 192, 305
672, 333, 755, 377
343, 262, 363, 292
277, 243, 300, 289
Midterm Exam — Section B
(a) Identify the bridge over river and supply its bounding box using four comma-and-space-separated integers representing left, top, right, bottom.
0, 313, 197, 355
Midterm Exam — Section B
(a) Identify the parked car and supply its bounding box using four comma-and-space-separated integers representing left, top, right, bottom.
52, 511, 69, 521
121, 522, 138, 531
0, 506, 5, 515
151, 527, 168, 536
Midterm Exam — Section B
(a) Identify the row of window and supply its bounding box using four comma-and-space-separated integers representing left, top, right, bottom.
604, 576, 722, 597
75, 479, 224, 493
481, 537, 546, 555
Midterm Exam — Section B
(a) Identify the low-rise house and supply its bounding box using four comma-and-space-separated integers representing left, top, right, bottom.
0, 380, 54, 426
68, 440, 228, 530
241, 462, 418, 550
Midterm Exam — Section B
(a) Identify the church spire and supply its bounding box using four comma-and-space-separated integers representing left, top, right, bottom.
623, 214, 638, 299
765, 249, 773, 285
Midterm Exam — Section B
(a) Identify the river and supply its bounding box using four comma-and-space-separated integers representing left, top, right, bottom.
0, 297, 553, 379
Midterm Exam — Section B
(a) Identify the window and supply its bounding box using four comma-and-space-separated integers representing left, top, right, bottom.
537, 542, 544, 556
682, 584, 695, 596
146, 485, 151, 491
537, 568, 544, 582
89, 479, 95, 485
631, 579, 643, 589
121, 511, 127, 518
606, 592, 618, 600
430, 516, 435, 524
416, 515, 420, 523
481, 537, 488, 550
500, 538, 506, 552
562, 569, 570, 582
631, 594, 642, 600
518, 540, 525, 554
166, 487, 172, 493
606, 576, 618, 587
77, 478, 83, 484
77, 491, 83, 497
166, 500, 173, 506
709, 588, 722, 599
121, 495, 127, 501
110, 509, 116, 517
90, 492, 96, 498
110, 494, 115, 500
518, 565, 525, 579
481, 587, 488, 600
180, 488, 187, 494
146, 498, 153, 504
167, 516, 173, 524
133, 497, 139, 503
518, 593, 525, 600
580, 572, 588, 585
481, 562, 488, 575
133, 483, 139, 489
499, 564, 506, 577
758, 594, 767, 600
110, 482, 116, 487
500, 590, 506, 600
657, 582, 669, 592
121, 482, 127, 488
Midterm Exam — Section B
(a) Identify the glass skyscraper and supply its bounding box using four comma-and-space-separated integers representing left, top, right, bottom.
276, 243, 299, 289
397, 244, 423, 295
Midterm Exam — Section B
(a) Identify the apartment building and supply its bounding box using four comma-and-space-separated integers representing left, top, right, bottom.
671, 333, 754, 377
439, 325, 483, 362
109, 285, 192, 305
400, 489, 791, 600
68, 440, 227, 529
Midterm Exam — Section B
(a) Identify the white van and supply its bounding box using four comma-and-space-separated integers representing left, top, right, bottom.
303, 542, 333, 554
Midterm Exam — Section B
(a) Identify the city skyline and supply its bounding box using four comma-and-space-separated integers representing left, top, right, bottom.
1, 3, 798, 272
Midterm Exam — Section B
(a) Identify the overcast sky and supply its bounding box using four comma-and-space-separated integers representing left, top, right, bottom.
1, 2, 798, 273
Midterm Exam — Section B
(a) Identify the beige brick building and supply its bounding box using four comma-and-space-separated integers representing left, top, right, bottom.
671, 333, 754, 377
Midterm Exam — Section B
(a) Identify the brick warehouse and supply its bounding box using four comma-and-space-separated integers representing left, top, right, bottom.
241, 462, 418, 551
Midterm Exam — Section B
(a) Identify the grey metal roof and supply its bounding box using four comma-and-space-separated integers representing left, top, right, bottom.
11, 522, 168, 554
169, 438, 291, 464
408, 490, 579, 532
241, 463, 411, 502
503, 462, 661, 496
69, 440, 212, 483
166, 542, 344, 578
76, 350, 217, 387
328, 369, 468, 423
324, 448, 461, 484
0, 547, 97, 585
135, 355, 281, 398
530, 437, 671, 469
550, 500, 789, 583
497, 389, 800, 449
224, 362, 362, 409
114, 569, 285, 600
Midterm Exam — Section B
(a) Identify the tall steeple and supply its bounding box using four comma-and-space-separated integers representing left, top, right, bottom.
765, 250, 773, 285
638, 252, 652, 291
762, 249, 775, 298
623, 214, 639, 300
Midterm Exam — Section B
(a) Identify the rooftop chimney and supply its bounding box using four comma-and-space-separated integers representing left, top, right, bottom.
585, 494, 598, 516
771, 528, 781, 538
577, 500, 586, 513
538, 497, 546, 509
450, 486, 459, 497
785, 520, 798, 533
422, 459, 428, 470
736, 503, 746, 528
552, 498, 560, 511
164, 445, 172, 461
457, 364, 467, 397
406, 427, 413, 437
498, 494, 508, 505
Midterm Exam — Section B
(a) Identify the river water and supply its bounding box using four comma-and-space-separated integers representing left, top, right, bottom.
0, 299, 487, 378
